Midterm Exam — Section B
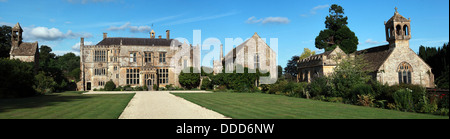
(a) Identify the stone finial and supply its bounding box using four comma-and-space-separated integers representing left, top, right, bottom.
395, 7, 398, 13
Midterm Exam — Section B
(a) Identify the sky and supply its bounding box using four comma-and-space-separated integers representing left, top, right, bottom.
1, 0, 449, 68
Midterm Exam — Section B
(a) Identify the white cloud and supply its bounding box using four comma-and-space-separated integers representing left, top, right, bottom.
24, 26, 92, 41
364, 39, 386, 45
301, 4, 329, 17
67, 0, 115, 4
246, 16, 290, 24
71, 41, 93, 52
107, 22, 152, 33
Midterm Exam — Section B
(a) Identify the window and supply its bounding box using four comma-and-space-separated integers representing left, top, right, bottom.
94, 68, 106, 76
158, 68, 169, 84
98, 81, 105, 86
254, 53, 260, 69
145, 52, 152, 63
94, 50, 106, 62
159, 52, 166, 63
130, 52, 137, 62
398, 62, 412, 84
126, 68, 140, 85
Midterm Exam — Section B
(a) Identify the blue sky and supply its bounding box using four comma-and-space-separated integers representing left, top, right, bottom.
1, 0, 448, 68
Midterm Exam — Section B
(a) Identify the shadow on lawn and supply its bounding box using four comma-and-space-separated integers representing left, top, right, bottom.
0, 93, 93, 113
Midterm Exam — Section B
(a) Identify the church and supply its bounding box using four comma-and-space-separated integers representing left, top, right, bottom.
298, 8, 435, 88
9, 22, 40, 73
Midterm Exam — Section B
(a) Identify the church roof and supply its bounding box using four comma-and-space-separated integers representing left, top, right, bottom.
97, 37, 180, 46
10, 41, 38, 56
355, 44, 393, 72
386, 7, 410, 23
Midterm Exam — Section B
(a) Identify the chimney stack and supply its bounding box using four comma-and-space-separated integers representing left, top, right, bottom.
158, 35, 162, 39
166, 30, 170, 40
103, 33, 107, 39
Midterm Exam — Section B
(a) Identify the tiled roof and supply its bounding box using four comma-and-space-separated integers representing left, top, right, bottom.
97, 37, 180, 46
10, 42, 38, 56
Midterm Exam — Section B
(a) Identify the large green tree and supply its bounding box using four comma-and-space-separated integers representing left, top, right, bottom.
0, 25, 12, 58
315, 4, 358, 54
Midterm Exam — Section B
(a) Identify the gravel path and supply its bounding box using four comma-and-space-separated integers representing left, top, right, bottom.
103, 91, 229, 119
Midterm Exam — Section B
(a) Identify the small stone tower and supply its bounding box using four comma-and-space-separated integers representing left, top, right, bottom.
384, 7, 411, 48
11, 22, 23, 47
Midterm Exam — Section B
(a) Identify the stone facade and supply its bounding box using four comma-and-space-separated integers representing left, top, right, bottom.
297, 8, 435, 88
78, 30, 196, 91
214, 32, 277, 81
298, 46, 346, 82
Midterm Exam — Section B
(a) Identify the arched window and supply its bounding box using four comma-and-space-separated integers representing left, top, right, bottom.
396, 25, 402, 36
387, 28, 391, 38
397, 62, 412, 84
403, 25, 409, 36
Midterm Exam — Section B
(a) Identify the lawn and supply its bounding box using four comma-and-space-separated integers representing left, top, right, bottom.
0, 91, 135, 119
173, 92, 449, 119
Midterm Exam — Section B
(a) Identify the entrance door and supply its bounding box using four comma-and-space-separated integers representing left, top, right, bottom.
146, 79, 153, 91
86, 82, 91, 90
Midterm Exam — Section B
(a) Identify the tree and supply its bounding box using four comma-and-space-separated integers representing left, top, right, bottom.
0, 58, 36, 98
178, 67, 201, 89
0, 25, 12, 58
315, 4, 358, 54
329, 55, 371, 98
284, 55, 299, 81
418, 43, 449, 88
299, 48, 316, 60
34, 71, 57, 94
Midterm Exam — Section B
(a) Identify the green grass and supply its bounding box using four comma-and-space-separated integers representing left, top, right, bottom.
173, 92, 449, 119
0, 91, 135, 119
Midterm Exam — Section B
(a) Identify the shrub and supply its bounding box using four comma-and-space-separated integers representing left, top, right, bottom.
165, 84, 175, 90
393, 88, 414, 112
350, 83, 374, 104
357, 94, 375, 107
104, 80, 116, 91
200, 78, 212, 90
416, 95, 438, 113
308, 76, 329, 97
178, 67, 201, 89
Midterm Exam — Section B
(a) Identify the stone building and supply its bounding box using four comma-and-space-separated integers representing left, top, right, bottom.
9, 22, 39, 72
213, 32, 278, 82
78, 30, 197, 91
298, 8, 435, 88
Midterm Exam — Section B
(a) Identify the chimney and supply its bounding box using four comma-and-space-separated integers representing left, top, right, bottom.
220, 44, 223, 60
158, 35, 162, 39
166, 30, 170, 40
80, 37, 84, 47
103, 33, 107, 39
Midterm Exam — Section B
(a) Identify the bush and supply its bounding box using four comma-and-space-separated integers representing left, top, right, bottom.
200, 78, 212, 90
350, 83, 374, 104
178, 67, 201, 89
308, 76, 329, 97
393, 88, 414, 112
104, 80, 116, 91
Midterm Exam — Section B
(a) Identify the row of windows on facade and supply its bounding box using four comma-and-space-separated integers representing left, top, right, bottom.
94, 50, 166, 63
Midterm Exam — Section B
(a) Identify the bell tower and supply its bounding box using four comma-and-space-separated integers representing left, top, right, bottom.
384, 7, 411, 47
11, 22, 23, 47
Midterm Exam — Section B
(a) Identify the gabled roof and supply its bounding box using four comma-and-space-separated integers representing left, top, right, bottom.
355, 44, 393, 72
10, 42, 38, 56
386, 8, 410, 23
97, 37, 180, 46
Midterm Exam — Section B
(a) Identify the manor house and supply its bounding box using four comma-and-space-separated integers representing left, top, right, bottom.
77, 30, 198, 91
